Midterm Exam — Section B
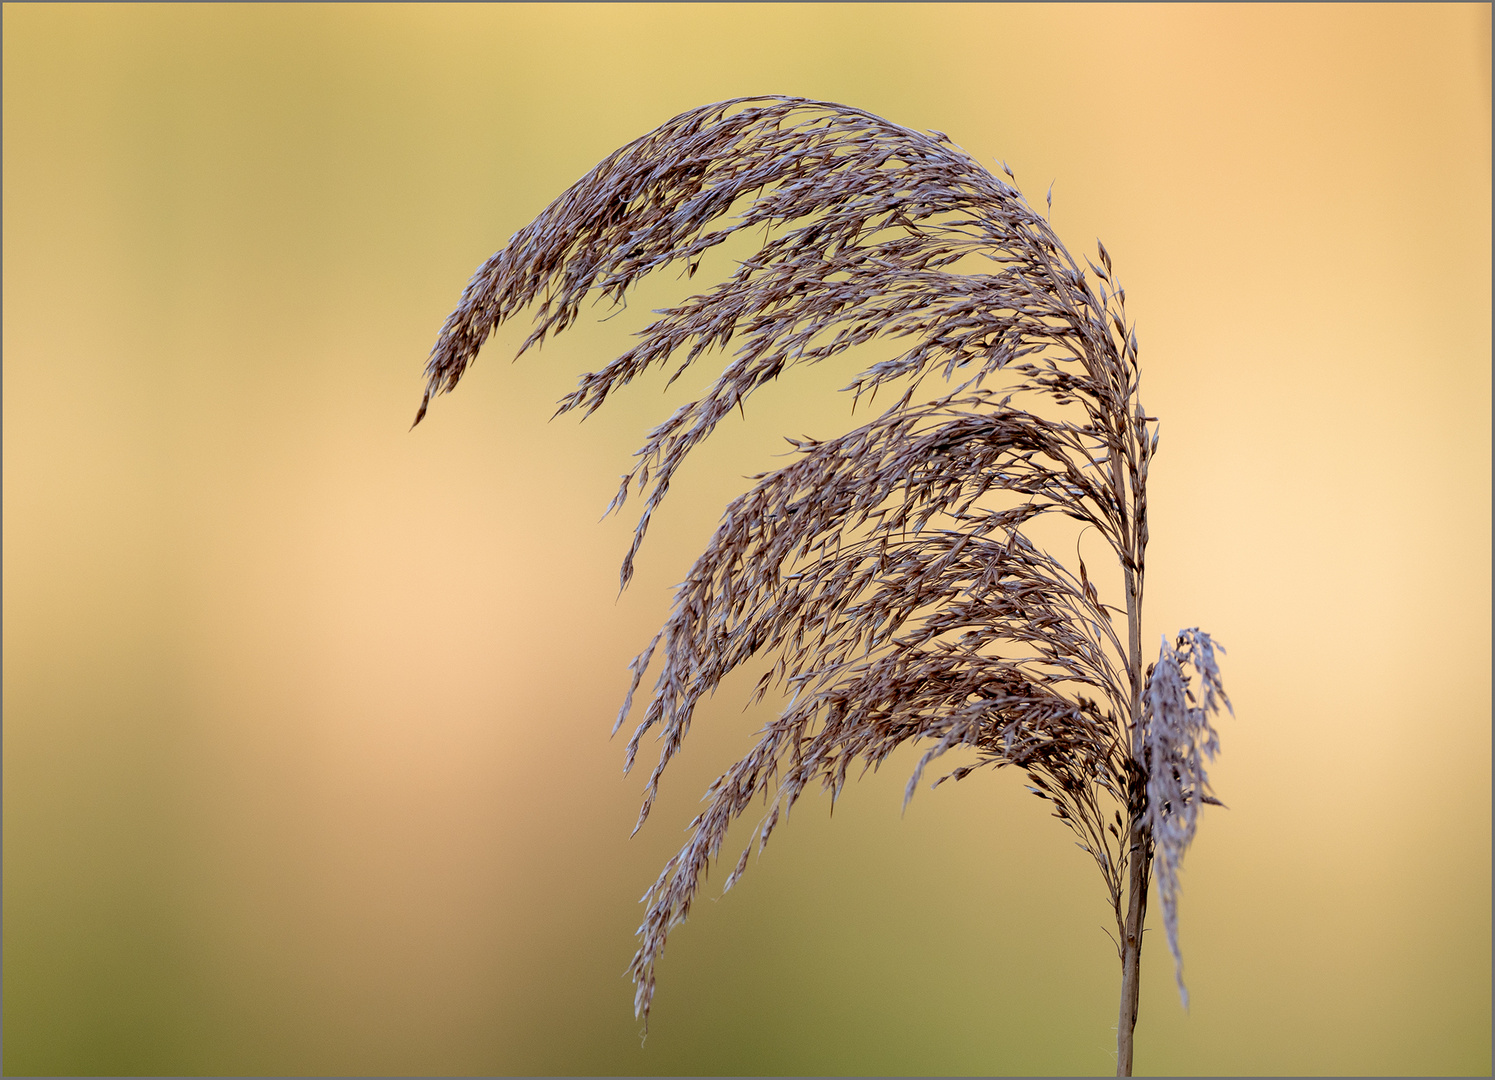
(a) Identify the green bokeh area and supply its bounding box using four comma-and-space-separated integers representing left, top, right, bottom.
5, 4, 1490, 1076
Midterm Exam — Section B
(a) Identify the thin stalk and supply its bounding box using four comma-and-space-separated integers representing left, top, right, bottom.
1117, 815, 1150, 1076
1117, 473, 1147, 1076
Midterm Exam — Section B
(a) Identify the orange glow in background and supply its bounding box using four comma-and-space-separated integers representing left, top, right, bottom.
4, 5, 1490, 1075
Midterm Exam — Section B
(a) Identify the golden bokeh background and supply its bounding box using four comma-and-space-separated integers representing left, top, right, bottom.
4, 4, 1489, 1075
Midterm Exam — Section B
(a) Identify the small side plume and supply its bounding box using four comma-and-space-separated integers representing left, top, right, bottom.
1142, 628, 1233, 1007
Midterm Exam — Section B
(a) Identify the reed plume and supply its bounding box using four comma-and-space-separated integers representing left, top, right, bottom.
417, 96, 1231, 1076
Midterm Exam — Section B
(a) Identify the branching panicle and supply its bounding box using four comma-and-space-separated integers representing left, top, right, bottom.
421, 96, 1231, 1068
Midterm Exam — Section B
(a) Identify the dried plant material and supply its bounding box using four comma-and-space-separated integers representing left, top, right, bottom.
1143, 628, 1232, 1007
417, 96, 1232, 1076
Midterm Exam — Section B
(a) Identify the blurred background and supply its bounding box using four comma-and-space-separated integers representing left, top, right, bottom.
4, 4, 1490, 1075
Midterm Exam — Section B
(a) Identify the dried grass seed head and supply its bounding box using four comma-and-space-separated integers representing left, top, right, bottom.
419, 96, 1227, 1030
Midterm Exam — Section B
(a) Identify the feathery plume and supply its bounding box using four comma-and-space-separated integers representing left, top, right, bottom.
418, 96, 1231, 1075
